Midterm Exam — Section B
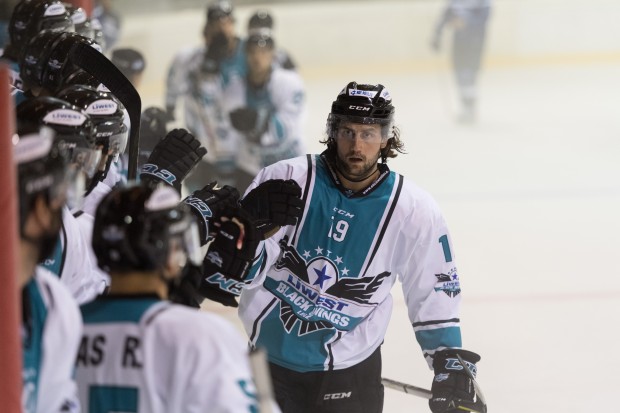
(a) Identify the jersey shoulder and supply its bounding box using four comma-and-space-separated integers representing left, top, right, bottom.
395, 175, 445, 224
151, 304, 247, 352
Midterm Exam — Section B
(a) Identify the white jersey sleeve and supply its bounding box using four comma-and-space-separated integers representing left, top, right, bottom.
34, 268, 83, 413
59, 207, 108, 304
394, 180, 464, 367
165, 46, 203, 111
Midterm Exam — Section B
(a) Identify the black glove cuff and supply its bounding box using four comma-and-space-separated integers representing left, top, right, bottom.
433, 349, 481, 376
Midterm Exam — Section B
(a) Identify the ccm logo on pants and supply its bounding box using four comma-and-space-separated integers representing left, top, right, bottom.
323, 392, 352, 400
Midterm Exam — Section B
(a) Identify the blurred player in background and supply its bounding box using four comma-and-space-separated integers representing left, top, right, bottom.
431, 0, 492, 124
110, 47, 146, 89
226, 28, 306, 192
15, 125, 82, 413
247, 9, 296, 71
92, 0, 121, 52
166, 0, 246, 192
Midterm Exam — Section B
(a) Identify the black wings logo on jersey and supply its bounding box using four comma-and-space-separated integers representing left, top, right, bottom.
275, 237, 310, 282
325, 271, 390, 304
274, 236, 391, 335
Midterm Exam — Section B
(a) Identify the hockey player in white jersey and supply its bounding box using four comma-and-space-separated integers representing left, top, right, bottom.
165, 0, 247, 191
431, 0, 492, 123
76, 183, 273, 413
16, 96, 108, 303
15, 124, 82, 413
196, 82, 486, 413
226, 29, 305, 191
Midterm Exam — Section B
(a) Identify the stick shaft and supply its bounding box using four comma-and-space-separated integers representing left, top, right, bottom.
381, 377, 432, 399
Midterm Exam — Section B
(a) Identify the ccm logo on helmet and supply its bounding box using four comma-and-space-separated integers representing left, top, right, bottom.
348, 105, 370, 111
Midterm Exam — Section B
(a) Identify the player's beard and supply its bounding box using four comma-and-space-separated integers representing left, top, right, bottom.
336, 150, 381, 182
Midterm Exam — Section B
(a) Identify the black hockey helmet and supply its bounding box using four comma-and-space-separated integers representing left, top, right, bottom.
56, 85, 128, 156
7, 0, 73, 60
92, 184, 202, 273
60, 69, 105, 91
16, 96, 101, 178
20, 30, 102, 93
245, 28, 275, 50
14, 124, 71, 232
248, 10, 273, 31
206, 0, 234, 22
326, 81, 395, 140
110, 48, 146, 79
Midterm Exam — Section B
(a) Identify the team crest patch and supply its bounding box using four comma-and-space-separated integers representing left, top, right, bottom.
434, 269, 461, 297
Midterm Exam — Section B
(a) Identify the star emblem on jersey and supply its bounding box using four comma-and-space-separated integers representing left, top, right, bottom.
312, 264, 333, 288
434, 272, 461, 297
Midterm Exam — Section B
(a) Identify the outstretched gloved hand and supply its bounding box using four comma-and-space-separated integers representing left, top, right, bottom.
182, 181, 240, 245
239, 179, 303, 239
202, 206, 260, 281
139, 128, 207, 193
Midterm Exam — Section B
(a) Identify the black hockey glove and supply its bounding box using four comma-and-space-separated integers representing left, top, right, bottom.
139, 128, 207, 193
230, 107, 269, 144
169, 263, 239, 308
182, 181, 241, 245
429, 349, 486, 413
202, 207, 260, 281
202, 32, 230, 74
230, 107, 258, 133
240, 179, 303, 239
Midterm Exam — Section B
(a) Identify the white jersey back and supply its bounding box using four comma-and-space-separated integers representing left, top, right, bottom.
76, 296, 261, 413
23, 268, 82, 413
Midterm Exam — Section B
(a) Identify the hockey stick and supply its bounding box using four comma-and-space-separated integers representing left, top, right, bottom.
382, 368, 487, 413
248, 347, 277, 413
70, 43, 142, 180
381, 377, 432, 399
456, 354, 487, 409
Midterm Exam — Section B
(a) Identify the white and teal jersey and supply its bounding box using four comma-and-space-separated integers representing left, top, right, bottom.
235, 154, 464, 372
165, 41, 247, 165
77, 296, 262, 413
224, 66, 306, 174
22, 268, 82, 413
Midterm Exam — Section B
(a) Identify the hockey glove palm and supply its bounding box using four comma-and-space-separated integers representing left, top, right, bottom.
202, 207, 260, 281
230, 107, 258, 133
239, 179, 303, 239
230, 107, 271, 144
182, 181, 240, 245
430, 349, 486, 413
139, 128, 207, 193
